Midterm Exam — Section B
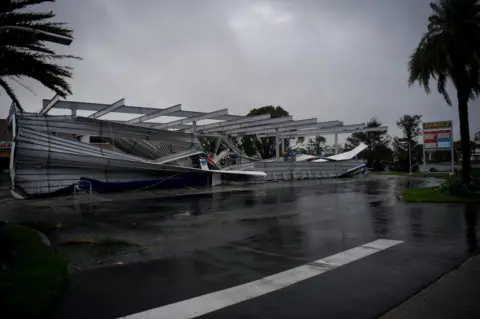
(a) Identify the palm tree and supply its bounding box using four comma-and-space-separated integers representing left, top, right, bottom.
0, 0, 79, 111
408, 0, 480, 183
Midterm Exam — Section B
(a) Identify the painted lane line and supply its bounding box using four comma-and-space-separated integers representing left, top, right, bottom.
118, 239, 403, 319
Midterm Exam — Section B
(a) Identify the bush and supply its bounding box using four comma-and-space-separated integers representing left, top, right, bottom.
372, 160, 385, 171
439, 168, 480, 197
0, 224, 69, 319
429, 167, 439, 172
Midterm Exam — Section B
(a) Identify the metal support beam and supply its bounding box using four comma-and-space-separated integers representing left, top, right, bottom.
44, 100, 242, 120
88, 98, 125, 119
153, 109, 228, 130
201, 116, 292, 134
192, 121, 197, 133
275, 130, 280, 159
214, 136, 222, 155
39, 94, 61, 115
125, 104, 181, 125
257, 125, 387, 139
185, 114, 271, 133
273, 120, 343, 134
225, 118, 320, 136
232, 121, 356, 138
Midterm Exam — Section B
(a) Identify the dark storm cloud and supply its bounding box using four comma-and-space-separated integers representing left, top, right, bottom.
1, 0, 479, 141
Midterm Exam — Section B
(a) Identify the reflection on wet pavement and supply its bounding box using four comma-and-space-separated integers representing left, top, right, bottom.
3, 177, 476, 270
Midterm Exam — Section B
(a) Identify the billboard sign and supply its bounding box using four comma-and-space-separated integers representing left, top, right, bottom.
423, 121, 452, 150
423, 121, 452, 130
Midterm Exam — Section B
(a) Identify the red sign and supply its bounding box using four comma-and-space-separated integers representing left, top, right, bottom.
0, 141, 12, 149
423, 130, 451, 143
423, 129, 452, 150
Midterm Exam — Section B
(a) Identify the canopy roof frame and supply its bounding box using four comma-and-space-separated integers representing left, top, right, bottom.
200, 116, 295, 134
42, 99, 241, 121
36, 99, 388, 141
125, 104, 182, 125
255, 126, 388, 138
152, 108, 229, 130
183, 114, 271, 133
224, 119, 343, 136
88, 98, 125, 119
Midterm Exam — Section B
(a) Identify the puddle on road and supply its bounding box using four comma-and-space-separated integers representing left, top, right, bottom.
4, 177, 467, 270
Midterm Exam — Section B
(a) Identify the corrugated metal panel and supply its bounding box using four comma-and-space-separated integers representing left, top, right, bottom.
11, 114, 265, 197
14, 166, 205, 195
103, 138, 160, 159
154, 149, 205, 164
252, 160, 366, 180
14, 127, 206, 172
16, 113, 200, 148
100, 138, 178, 160
148, 141, 172, 157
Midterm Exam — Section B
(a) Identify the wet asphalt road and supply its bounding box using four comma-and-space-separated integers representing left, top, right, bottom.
51, 177, 479, 319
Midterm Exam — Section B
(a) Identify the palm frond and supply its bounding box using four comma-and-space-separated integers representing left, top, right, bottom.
0, 78, 23, 111
408, 0, 480, 105
0, 0, 79, 106
1, 11, 56, 24
2, 0, 54, 12
12, 43, 56, 54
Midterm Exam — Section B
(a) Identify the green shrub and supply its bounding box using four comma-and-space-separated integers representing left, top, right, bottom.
0, 224, 69, 319
439, 168, 480, 197
372, 161, 385, 171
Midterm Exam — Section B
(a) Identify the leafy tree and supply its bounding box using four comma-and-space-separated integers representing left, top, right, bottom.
199, 136, 224, 155
241, 106, 289, 158
393, 114, 423, 171
306, 135, 326, 155
396, 114, 422, 148
0, 0, 80, 111
344, 117, 392, 167
289, 137, 307, 154
296, 136, 305, 145
408, 0, 480, 182
322, 143, 344, 156
393, 136, 407, 153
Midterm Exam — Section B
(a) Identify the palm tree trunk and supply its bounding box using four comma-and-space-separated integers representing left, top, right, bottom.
457, 86, 471, 183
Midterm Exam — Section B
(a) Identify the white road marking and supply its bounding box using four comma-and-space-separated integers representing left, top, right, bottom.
118, 239, 403, 319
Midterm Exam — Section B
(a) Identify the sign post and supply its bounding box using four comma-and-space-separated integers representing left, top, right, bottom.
451, 121, 454, 174
409, 141, 412, 174
423, 121, 453, 173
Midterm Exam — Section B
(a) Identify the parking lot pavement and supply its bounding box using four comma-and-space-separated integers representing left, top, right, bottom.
45, 177, 478, 319
380, 254, 480, 319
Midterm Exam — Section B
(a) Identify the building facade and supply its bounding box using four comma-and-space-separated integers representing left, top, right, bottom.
0, 119, 12, 171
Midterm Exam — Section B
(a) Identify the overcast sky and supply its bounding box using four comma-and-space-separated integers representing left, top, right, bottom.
1, 0, 479, 143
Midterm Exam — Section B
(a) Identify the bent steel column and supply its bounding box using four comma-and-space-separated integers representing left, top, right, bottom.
334, 133, 339, 154
275, 129, 280, 159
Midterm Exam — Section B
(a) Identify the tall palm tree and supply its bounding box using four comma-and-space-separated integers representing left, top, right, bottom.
0, 0, 79, 111
408, 0, 480, 183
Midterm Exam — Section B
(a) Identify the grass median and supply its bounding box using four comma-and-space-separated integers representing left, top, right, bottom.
0, 224, 69, 319
400, 187, 480, 203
